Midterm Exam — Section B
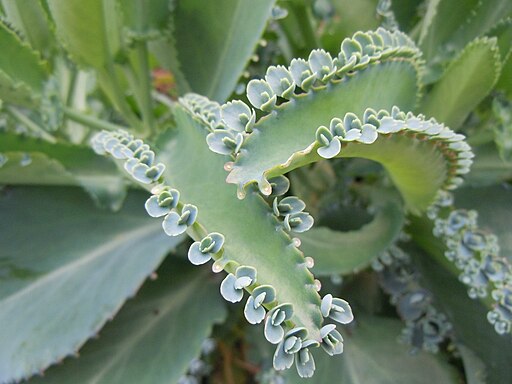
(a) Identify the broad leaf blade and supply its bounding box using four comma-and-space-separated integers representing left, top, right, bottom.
0, 0, 55, 54
420, 37, 501, 130
299, 198, 404, 276
46, 0, 121, 69
173, 0, 275, 101
29, 260, 226, 384
454, 184, 512, 258
284, 316, 460, 383
160, 107, 325, 339
408, 241, 512, 383
0, 20, 47, 105
0, 133, 127, 210
0, 187, 183, 382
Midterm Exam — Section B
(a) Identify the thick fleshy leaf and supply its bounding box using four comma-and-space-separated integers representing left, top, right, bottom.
226, 58, 431, 211
419, 0, 512, 71
420, 37, 501, 129
0, 132, 127, 210
29, 260, 226, 384
283, 316, 460, 383
455, 185, 512, 258
407, 238, 512, 383
0, 0, 54, 53
46, 0, 121, 68
173, 0, 276, 102
159, 106, 326, 341
0, 20, 47, 91
0, 187, 183, 383
298, 196, 404, 275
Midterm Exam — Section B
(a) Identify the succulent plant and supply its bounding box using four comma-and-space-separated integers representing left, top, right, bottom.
0, 0, 511, 383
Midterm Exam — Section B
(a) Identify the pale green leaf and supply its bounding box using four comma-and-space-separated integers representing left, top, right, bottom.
408, 240, 512, 383
173, 0, 276, 101
0, 20, 47, 105
0, 0, 54, 54
465, 143, 512, 187
420, 37, 501, 129
298, 197, 404, 276
0, 133, 127, 210
0, 187, 183, 382
283, 316, 460, 383
454, 184, 512, 259
28, 260, 226, 384
160, 107, 325, 340
46, 0, 121, 68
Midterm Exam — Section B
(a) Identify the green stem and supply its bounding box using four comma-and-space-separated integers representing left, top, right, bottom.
279, 3, 319, 57
134, 41, 155, 133
99, 65, 142, 132
5, 106, 57, 143
63, 107, 128, 132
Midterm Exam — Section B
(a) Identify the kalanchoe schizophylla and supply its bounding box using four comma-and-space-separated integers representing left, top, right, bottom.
174, 97, 362, 377
226, 101, 474, 201
241, 28, 419, 116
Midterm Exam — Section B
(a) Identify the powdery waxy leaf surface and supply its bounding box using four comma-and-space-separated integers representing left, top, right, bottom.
174, 0, 275, 102
420, 37, 502, 129
299, 195, 404, 276
0, 133, 127, 210
283, 316, 460, 383
0, 187, 183, 382
157, 107, 325, 340
29, 260, 226, 384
